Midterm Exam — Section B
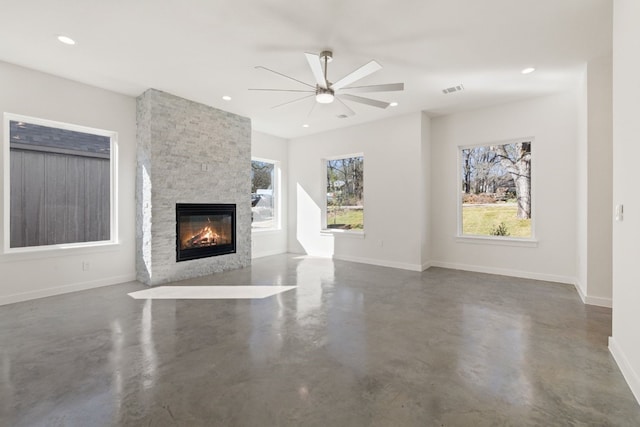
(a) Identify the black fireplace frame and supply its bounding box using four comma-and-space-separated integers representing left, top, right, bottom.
176, 203, 236, 262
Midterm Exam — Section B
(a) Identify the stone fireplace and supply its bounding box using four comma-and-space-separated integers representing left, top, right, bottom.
136, 89, 251, 286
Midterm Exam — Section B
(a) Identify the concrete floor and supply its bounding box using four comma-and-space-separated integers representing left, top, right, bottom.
1, 254, 639, 426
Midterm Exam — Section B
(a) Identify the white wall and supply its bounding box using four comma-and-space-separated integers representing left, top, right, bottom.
251, 130, 288, 258
0, 62, 137, 305
576, 55, 613, 308
610, 0, 640, 405
430, 93, 578, 283
420, 113, 432, 269
576, 66, 589, 298
588, 56, 613, 305
586, 55, 614, 304
288, 113, 426, 271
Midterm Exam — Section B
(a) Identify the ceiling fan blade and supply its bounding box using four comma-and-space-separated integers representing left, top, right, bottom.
249, 88, 314, 92
304, 52, 327, 89
255, 66, 314, 88
271, 94, 314, 109
331, 60, 382, 91
335, 97, 356, 117
340, 94, 390, 109
340, 83, 404, 93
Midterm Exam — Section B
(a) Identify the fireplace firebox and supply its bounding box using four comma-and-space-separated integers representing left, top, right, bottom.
176, 203, 236, 262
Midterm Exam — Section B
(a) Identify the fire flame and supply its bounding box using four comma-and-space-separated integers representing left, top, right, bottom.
182, 219, 220, 249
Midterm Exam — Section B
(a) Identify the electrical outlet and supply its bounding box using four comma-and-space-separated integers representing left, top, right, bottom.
82, 261, 90, 271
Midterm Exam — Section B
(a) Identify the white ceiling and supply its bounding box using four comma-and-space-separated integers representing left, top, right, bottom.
0, 0, 612, 139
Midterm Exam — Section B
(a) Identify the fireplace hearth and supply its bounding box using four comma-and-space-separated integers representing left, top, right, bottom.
176, 203, 236, 262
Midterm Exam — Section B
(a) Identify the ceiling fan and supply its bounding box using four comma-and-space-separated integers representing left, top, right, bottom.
250, 50, 404, 117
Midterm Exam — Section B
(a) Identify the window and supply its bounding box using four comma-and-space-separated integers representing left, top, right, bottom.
251, 158, 278, 230
4, 114, 117, 250
325, 155, 364, 230
460, 140, 532, 238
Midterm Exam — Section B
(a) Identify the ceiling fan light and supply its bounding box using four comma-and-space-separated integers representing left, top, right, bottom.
316, 92, 334, 104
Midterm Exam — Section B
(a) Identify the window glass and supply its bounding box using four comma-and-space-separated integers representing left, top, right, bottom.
251, 159, 277, 229
326, 156, 364, 230
8, 118, 114, 248
460, 141, 532, 238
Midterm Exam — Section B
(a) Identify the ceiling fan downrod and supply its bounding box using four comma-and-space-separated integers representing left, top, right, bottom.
320, 50, 332, 82
317, 50, 334, 103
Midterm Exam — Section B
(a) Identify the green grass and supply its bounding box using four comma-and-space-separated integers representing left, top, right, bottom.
327, 208, 363, 229
462, 204, 531, 237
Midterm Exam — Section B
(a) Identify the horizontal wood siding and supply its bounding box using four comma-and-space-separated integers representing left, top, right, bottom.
10, 148, 110, 248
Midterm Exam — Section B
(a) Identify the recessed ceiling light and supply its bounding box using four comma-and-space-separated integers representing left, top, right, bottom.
389, 102, 398, 107
222, 95, 231, 101
57, 35, 76, 45
521, 67, 536, 74
302, 124, 309, 128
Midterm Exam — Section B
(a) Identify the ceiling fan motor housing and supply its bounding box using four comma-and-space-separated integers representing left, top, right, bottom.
316, 86, 335, 103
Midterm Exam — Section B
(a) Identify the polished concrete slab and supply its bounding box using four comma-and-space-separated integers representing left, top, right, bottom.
128, 285, 297, 300
1, 254, 639, 426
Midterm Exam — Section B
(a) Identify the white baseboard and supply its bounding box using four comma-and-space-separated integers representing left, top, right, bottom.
332, 254, 423, 272
584, 294, 612, 308
429, 261, 613, 307
429, 260, 574, 285
0, 273, 137, 306
574, 279, 613, 308
609, 336, 640, 405
421, 261, 432, 271
574, 279, 587, 303
251, 248, 287, 259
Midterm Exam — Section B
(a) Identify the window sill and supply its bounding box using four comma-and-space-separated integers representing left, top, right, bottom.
456, 235, 538, 248
1, 240, 121, 262
320, 229, 365, 239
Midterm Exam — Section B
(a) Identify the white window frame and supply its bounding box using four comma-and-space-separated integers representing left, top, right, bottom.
322, 152, 365, 235
456, 138, 537, 247
3, 113, 119, 254
251, 157, 281, 232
